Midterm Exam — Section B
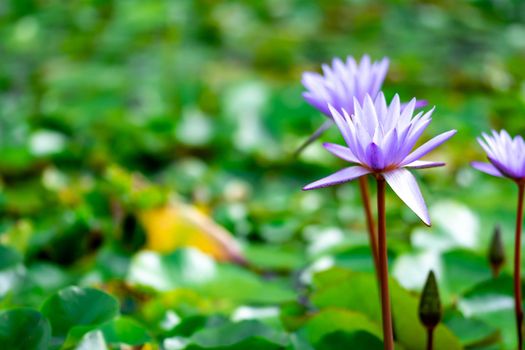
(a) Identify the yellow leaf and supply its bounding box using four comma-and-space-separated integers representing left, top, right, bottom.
138, 201, 245, 264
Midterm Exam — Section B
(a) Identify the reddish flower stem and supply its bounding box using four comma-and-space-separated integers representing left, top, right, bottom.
426, 327, 434, 350
515, 182, 525, 350
358, 176, 380, 277
377, 176, 394, 350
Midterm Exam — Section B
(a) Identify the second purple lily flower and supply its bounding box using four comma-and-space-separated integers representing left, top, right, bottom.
471, 130, 525, 349
302, 55, 390, 118
303, 93, 456, 226
299, 55, 427, 154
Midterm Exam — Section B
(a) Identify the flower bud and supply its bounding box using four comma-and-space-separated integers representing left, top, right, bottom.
488, 225, 505, 277
418, 270, 441, 329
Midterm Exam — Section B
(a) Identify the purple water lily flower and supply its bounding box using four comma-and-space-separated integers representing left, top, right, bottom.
302, 55, 390, 117
298, 55, 427, 155
472, 130, 525, 348
471, 130, 525, 181
303, 93, 456, 226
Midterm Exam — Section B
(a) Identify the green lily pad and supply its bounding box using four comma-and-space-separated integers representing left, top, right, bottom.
127, 249, 218, 291
311, 267, 462, 350
128, 248, 294, 304
443, 310, 500, 347
0, 245, 22, 270
166, 314, 229, 338
0, 245, 25, 297
41, 286, 119, 337
316, 330, 383, 350
311, 267, 380, 322
187, 319, 288, 349
100, 316, 152, 346
441, 249, 492, 298
245, 243, 304, 270
0, 308, 51, 350
299, 308, 381, 344
280, 301, 311, 332
333, 245, 378, 273
458, 275, 521, 349
196, 264, 295, 304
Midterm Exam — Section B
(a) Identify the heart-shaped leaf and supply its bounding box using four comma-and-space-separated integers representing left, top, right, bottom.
41, 286, 119, 337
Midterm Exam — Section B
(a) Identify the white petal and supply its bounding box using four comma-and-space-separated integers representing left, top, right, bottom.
401, 130, 457, 165
404, 160, 445, 169
303, 166, 371, 190
323, 143, 359, 163
383, 168, 431, 226
471, 161, 504, 177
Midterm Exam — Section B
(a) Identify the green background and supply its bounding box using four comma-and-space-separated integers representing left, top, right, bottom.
1, 0, 525, 349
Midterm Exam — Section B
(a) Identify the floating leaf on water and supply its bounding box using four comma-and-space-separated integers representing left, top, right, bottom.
41, 286, 119, 338
0, 308, 51, 350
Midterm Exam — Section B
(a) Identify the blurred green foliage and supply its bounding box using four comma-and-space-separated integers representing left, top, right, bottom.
1, 0, 525, 349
